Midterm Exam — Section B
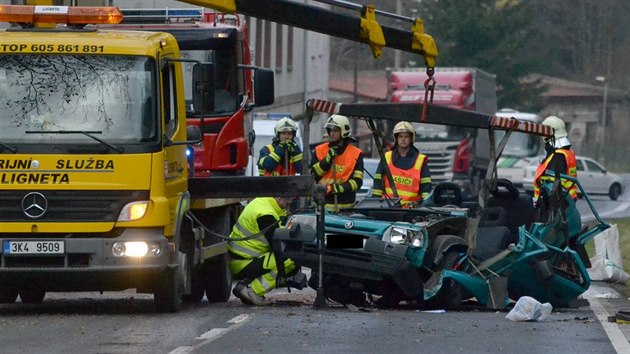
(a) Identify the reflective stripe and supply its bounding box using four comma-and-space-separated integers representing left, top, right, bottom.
235, 221, 269, 246
259, 270, 277, 291
228, 241, 260, 257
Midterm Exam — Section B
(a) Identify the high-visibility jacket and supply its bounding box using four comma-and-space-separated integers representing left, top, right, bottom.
534, 149, 578, 201
227, 197, 285, 263
258, 143, 303, 176
382, 150, 429, 205
314, 143, 363, 209
261, 143, 297, 176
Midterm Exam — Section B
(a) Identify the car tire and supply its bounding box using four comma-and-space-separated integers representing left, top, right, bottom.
609, 183, 622, 201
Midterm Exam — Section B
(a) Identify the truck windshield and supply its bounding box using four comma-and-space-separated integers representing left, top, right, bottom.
180, 49, 238, 116
415, 123, 469, 141
495, 131, 540, 157
0, 54, 157, 145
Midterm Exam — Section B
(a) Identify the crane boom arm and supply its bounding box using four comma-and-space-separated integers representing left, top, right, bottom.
179, 0, 438, 69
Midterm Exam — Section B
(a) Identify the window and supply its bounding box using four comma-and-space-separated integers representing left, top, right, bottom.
575, 159, 585, 172
276, 24, 283, 73
585, 159, 604, 173
161, 63, 178, 138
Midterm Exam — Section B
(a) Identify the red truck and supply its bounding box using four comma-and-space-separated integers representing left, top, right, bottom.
386, 67, 497, 198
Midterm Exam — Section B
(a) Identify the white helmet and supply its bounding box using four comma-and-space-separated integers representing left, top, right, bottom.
274, 117, 298, 137
325, 114, 351, 138
542, 115, 567, 139
393, 121, 415, 142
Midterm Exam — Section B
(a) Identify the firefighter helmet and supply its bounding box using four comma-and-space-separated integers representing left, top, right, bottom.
274, 117, 298, 137
325, 114, 351, 138
393, 121, 415, 142
542, 115, 567, 139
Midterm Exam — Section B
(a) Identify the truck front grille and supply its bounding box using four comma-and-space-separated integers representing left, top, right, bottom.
0, 190, 149, 222
415, 142, 458, 182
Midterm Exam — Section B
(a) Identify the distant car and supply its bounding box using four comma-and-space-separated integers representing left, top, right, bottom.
356, 158, 380, 201
523, 155, 624, 200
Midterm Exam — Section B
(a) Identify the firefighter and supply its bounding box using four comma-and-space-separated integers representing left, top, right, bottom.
534, 116, 578, 218
229, 196, 298, 306
258, 117, 303, 176
371, 121, 432, 205
310, 114, 364, 210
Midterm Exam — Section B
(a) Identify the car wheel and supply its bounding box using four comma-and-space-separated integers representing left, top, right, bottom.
609, 183, 622, 201
427, 251, 464, 309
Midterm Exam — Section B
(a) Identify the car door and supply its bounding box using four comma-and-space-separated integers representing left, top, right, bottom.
574, 158, 593, 193
583, 158, 609, 194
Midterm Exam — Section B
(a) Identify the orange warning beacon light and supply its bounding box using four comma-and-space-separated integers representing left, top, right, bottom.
0, 5, 123, 25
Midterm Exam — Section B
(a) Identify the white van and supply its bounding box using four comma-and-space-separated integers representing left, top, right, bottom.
246, 116, 303, 176
494, 109, 543, 189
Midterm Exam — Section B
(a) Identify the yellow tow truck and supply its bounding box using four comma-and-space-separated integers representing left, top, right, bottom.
0, 1, 438, 312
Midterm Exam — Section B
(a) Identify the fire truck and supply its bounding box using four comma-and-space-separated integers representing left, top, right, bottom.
0, 1, 438, 312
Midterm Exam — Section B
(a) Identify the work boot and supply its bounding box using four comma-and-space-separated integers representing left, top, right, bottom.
232, 282, 267, 306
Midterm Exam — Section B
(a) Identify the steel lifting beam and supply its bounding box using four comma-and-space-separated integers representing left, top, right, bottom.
188, 175, 315, 199
181, 0, 437, 68
306, 99, 553, 137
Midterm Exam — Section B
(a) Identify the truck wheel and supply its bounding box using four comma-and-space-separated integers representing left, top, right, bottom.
0, 287, 18, 304
182, 267, 206, 304
205, 253, 232, 303
154, 252, 186, 313
19, 288, 45, 304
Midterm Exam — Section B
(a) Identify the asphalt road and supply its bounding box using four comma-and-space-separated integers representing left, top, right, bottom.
0, 280, 628, 354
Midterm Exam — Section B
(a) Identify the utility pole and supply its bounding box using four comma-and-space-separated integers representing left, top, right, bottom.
394, 0, 402, 68
595, 76, 608, 162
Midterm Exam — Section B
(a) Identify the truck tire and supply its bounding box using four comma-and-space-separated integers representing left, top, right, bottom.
19, 288, 45, 304
205, 253, 232, 303
0, 287, 18, 304
154, 252, 186, 313
182, 267, 207, 304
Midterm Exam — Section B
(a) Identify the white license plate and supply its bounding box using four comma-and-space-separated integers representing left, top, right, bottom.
3, 241, 64, 255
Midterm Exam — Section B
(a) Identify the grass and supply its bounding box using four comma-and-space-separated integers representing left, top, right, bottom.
585, 217, 630, 298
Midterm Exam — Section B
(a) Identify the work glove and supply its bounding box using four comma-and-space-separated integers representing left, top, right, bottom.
326, 146, 338, 162
280, 140, 296, 153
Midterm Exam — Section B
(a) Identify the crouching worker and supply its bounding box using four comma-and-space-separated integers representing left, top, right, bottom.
229, 196, 299, 306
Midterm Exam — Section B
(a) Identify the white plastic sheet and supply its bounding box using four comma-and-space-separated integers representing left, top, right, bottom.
506, 296, 553, 322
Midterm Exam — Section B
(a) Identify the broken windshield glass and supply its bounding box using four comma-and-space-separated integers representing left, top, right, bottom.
0, 54, 157, 145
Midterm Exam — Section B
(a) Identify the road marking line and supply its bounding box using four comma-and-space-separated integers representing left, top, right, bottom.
583, 295, 630, 354
196, 328, 227, 340
168, 314, 251, 354
228, 314, 249, 324
168, 346, 195, 354
599, 202, 630, 218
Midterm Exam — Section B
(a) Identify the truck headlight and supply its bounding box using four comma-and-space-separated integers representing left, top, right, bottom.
118, 201, 149, 221
112, 241, 161, 257
386, 226, 425, 248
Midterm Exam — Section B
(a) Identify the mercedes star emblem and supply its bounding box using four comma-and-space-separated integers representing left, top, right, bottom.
21, 192, 48, 219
